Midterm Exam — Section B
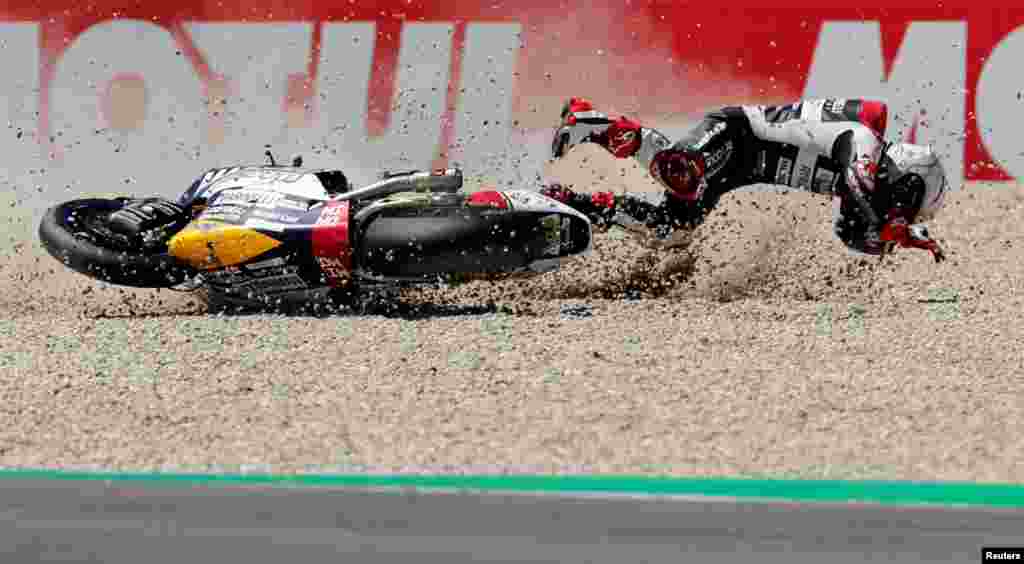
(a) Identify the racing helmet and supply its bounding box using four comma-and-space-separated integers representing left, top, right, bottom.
880, 142, 949, 223
651, 150, 707, 201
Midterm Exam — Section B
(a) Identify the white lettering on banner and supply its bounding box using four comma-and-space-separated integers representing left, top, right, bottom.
303, 22, 374, 184
0, 24, 42, 213
48, 19, 205, 202
29, 20, 520, 206
450, 23, 522, 187
13, 15, 1015, 217
802, 21, 967, 188
977, 25, 1024, 180
314, 22, 453, 184
185, 22, 314, 161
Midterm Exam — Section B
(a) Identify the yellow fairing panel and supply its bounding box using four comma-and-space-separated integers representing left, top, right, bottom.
168, 221, 282, 270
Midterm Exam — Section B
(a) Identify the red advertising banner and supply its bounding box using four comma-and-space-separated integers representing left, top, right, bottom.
2, 1, 1022, 193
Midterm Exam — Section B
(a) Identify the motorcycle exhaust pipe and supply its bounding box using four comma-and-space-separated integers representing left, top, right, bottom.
333, 168, 463, 203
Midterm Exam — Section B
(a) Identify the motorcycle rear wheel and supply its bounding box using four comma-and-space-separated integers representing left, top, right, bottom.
355, 203, 589, 277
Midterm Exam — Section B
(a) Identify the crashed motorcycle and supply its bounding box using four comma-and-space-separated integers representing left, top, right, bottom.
38, 152, 593, 313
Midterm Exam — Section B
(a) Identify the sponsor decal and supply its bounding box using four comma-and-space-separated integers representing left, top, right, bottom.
315, 256, 350, 281
824, 98, 847, 113
196, 170, 315, 205
227, 195, 309, 214
692, 121, 726, 151
822, 98, 847, 119
795, 164, 813, 190
254, 169, 305, 183
214, 190, 285, 206
704, 140, 733, 177
314, 203, 346, 226
813, 168, 837, 193
311, 200, 352, 284
775, 157, 794, 185
248, 208, 304, 224
198, 205, 245, 223
277, 198, 311, 211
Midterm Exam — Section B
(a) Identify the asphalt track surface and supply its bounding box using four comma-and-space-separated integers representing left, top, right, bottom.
2, 478, 1021, 564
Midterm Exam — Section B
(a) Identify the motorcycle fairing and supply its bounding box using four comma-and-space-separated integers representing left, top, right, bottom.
310, 200, 352, 287
169, 166, 354, 288
178, 165, 334, 206
167, 221, 284, 270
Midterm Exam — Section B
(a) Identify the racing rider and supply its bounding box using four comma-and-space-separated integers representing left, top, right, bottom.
544, 97, 950, 262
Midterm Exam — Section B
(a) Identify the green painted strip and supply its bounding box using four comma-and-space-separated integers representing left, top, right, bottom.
0, 468, 1022, 508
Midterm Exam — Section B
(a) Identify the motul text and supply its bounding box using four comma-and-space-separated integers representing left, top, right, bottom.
2, 2, 1023, 205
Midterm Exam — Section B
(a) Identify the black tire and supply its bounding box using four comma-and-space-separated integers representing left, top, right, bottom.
38, 198, 196, 288
356, 205, 589, 277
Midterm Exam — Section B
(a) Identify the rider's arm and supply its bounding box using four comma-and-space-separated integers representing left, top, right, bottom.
631, 127, 674, 172
832, 195, 944, 260
548, 99, 726, 231
831, 127, 887, 229
615, 191, 710, 230
541, 184, 704, 230
832, 196, 890, 256
826, 126, 894, 258
826, 124, 944, 261
612, 125, 708, 229
545, 122, 700, 228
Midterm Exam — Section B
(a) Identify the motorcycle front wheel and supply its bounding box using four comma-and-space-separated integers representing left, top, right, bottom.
38, 198, 196, 288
